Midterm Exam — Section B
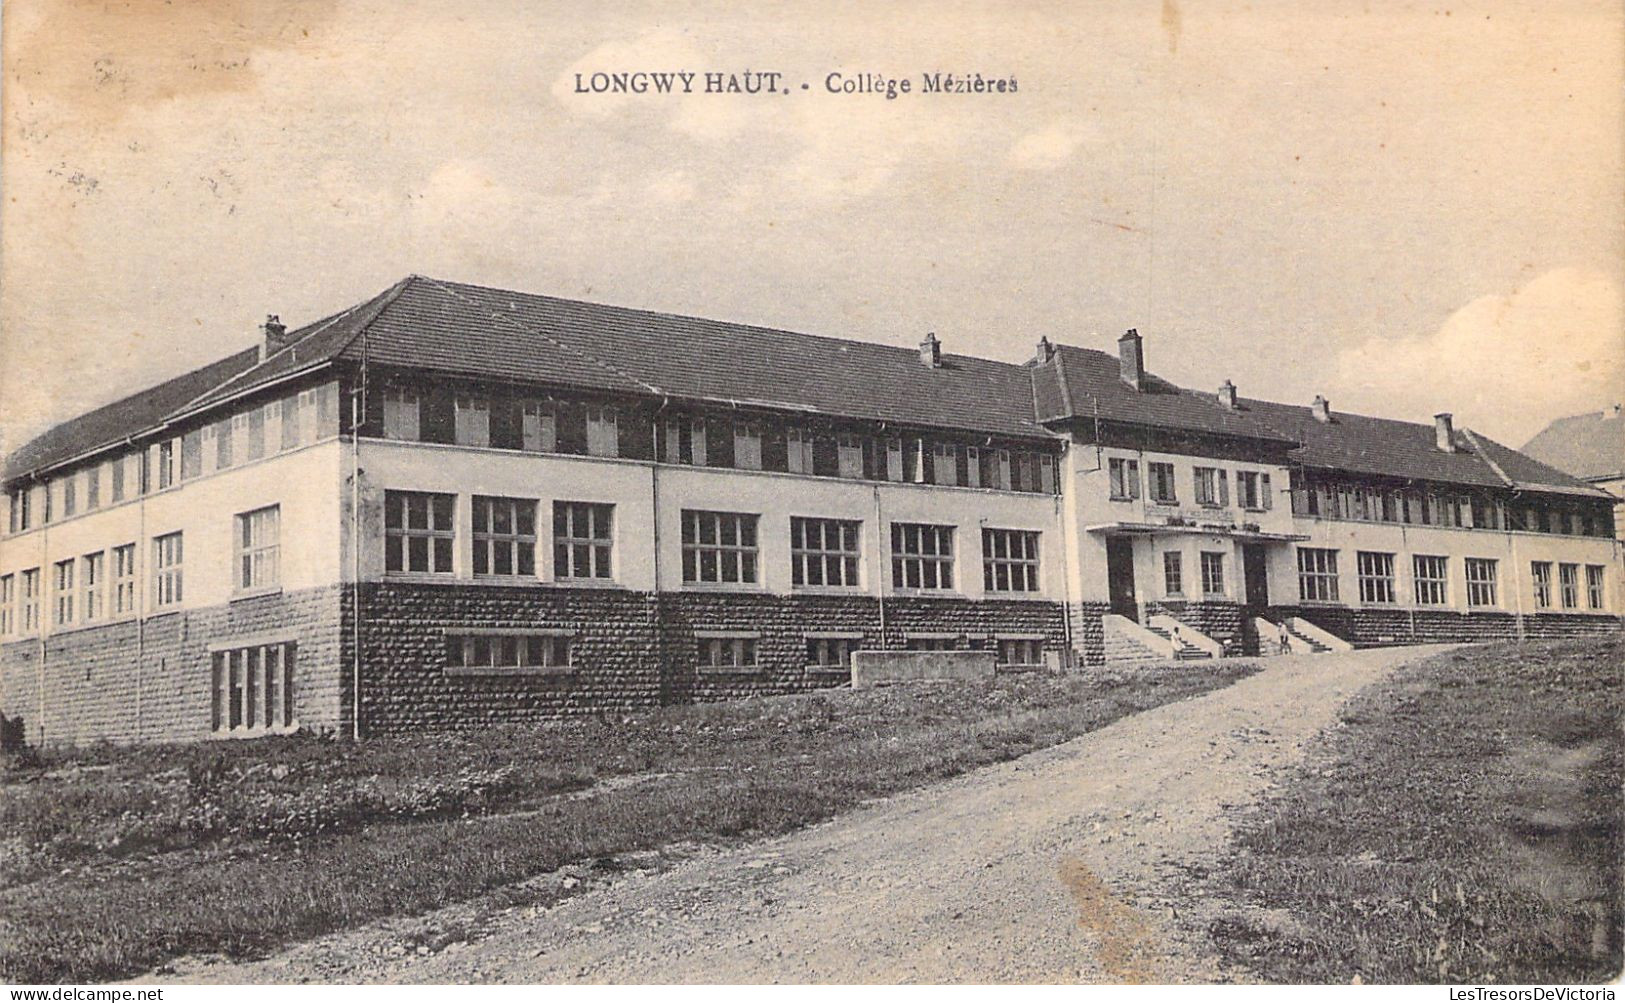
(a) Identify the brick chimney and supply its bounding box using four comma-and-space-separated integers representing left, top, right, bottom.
1311, 395, 1331, 423
919, 332, 942, 368
262, 314, 293, 356
1118, 329, 1144, 390
1217, 379, 1237, 410
1035, 336, 1055, 364
1434, 412, 1456, 452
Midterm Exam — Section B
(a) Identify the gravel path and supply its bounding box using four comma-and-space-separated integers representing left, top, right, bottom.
162, 646, 1445, 984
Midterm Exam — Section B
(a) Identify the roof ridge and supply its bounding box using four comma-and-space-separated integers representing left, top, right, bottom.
418, 276, 666, 397
1458, 427, 1516, 488
1052, 345, 1076, 417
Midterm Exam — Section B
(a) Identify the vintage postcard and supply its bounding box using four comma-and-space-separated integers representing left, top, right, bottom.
0, 0, 1620, 990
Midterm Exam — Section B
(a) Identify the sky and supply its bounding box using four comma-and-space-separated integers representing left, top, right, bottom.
2, 0, 1621, 454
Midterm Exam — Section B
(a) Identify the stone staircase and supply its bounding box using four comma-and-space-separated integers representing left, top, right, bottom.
1280, 620, 1332, 653
1253, 616, 1354, 655
1143, 624, 1211, 660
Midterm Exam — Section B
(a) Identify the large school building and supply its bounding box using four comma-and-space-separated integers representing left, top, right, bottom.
2, 275, 1619, 744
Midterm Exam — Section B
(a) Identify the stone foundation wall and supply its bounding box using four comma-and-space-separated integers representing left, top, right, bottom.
1144, 600, 1246, 655
1268, 605, 1624, 647
0, 586, 346, 746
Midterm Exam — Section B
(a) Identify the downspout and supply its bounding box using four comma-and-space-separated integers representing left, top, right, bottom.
649, 404, 665, 700
873, 485, 887, 648
1055, 440, 1076, 662
350, 390, 363, 740
35, 477, 47, 745
131, 439, 146, 742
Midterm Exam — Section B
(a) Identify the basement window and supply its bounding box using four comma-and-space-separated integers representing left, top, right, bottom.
210, 641, 296, 736
697, 632, 759, 671
996, 638, 1045, 669
445, 631, 573, 675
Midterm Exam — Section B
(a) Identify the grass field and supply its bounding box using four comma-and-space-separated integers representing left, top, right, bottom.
0, 660, 1257, 983
1206, 637, 1623, 984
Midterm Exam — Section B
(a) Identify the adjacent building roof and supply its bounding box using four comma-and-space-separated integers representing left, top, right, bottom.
1520, 407, 1625, 483
1, 274, 1611, 501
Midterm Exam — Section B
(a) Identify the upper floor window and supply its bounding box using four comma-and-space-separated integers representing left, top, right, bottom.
1194, 467, 1229, 507
522, 402, 556, 452
1039, 454, 1057, 494
983, 528, 1040, 593
10, 487, 31, 533
681, 510, 759, 585
732, 422, 762, 471
554, 501, 613, 580
471, 496, 537, 577
113, 543, 137, 615
1465, 558, 1498, 607
891, 523, 954, 591
663, 418, 707, 466
52, 559, 75, 626
837, 433, 864, 479
19, 569, 40, 632
1413, 555, 1448, 606
156, 439, 176, 489
586, 407, 619, 458
986, 449, 1012, 491
932, 442, 959, 487
0, 574, 12, 635
1530, 561, 1553, 608
964, 446, 982, 488
153, 532, 184, 608
1356, 551, 1396, 604
1237, 471, 1272, 510
1148, 462, 1177, 504
1297, 548, 1339, 602
791, 517, 861, 588
1200, 551, 1226, 596
217, 417, 236, 470
241, 408, 266, 462
1586, 565, 1606, 610
786, 427, 815, 474
85, 465, 100, 511
454, 396, 490, 447
1163, 551, 1183, 596
180, 429, 204, 480
1109, 457, 1140, 501
383, 387, 421, 440
81, 551, 104, 622
235, 505, 281, 591
60, 474, 77, 519
384, 490, 455, 575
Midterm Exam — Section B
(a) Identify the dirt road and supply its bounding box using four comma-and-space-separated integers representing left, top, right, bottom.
167, 646, 1443, 984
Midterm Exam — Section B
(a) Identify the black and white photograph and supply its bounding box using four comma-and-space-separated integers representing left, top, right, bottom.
0, 0, 1621, 989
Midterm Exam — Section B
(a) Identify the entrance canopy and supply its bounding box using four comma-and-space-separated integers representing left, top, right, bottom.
1084, 521, 1309, 543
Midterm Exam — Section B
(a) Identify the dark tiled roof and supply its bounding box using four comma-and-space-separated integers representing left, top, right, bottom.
1244, 398, 1606, 497
1033, 345, 1296, 444
2, 347, 261, 482
1520, 408, 1625, 482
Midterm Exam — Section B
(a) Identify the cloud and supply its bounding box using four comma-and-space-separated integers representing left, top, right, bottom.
1332, 268, 1625, 444
1007, 123, 1090, 170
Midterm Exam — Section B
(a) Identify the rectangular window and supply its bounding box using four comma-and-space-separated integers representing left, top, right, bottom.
110, 456, 126, 502
1356, 551, 1396, 604
1531, 561, 1553, 608
807, 636, 860, 672
586, 407, 619, 458
891, 523, 954, 591
1465, 558, 1498, 607
905, 635, 958, 651
180, 429, 203, 480
885, 438, 904, 482
983, 528, 1040, 593
1297, 548, 1339, 602
0, 575, 11, 636
114, 543, 137, 615
81, 551, 104, 622
681, 510, 760, 585
61, 475, 77, 518
446, 632, 572, 673
989, 449, 1012, 491
732, 421, 762, 470
383, 387, 421, 440
1148, 462, 1177, 504
1200, 551, 1226, 596
997, 638, 1045, 669
1109, 457, 1141, 501
1039, 454, 1057, 495
522, 401, 557, 452
1559, 563, 1580, 610
1587, 565, 1606, 609
217, 418, 235, 469
235, 505, 281, 591
790, 517, 861, 588
471, 496, 537, 577
785, 427, 815, 474
454, 396, 490, 447
281, 393, 303, 451
964, 446, 982, 488
211, 642, 296, 735
52, 559, 74, 626
1237, 471, 1272, 510
1413, 555, 1448, 606
85, 465, 100, 511
384, 491, 455, 575
1163, 551, 1183, 596
699, 634, 758, 670
931, 442, 959, 487
242, 408, 266, 462
553, 501, 613, 580
835, 433, 863, 479
19, 569, 39, 632
153, 532, 184, 608
203, 426, 220, 476
1194, 467, 1224, 507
